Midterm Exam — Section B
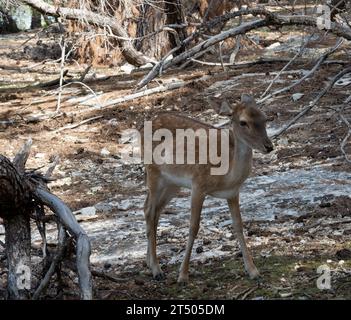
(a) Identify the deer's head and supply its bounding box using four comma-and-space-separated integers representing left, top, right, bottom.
211, 94, 274, 154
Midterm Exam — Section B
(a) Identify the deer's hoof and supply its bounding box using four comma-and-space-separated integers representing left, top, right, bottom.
177, 280, 188, 287
177, 275, 189, 286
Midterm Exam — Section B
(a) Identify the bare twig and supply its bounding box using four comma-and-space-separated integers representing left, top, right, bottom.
179, 47, 213, 69
26, 80, 103, 124
53, 115, 103, 133
229, 5, 243, 66
59, 81, 103, 109
56, 36, 66, 113
234, 285, 258, 300
241, 285, 259, 300
84, 80, 186, 110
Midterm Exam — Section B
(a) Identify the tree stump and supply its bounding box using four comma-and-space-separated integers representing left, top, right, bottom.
0, 155, 31, 299
0, 141, 92, 299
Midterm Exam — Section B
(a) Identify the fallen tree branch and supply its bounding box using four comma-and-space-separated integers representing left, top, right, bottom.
272, 66, 351, 138
83, 80, 186, 110
205, 8, 351, 40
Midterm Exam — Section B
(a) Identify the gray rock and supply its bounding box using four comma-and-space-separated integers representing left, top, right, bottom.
292, 93, 304, 101
76, 206, 97, 216
219, 220, 232, 228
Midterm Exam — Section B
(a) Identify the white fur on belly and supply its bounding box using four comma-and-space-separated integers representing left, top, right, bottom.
209, 188, 239, 199
161, 172, 192, 189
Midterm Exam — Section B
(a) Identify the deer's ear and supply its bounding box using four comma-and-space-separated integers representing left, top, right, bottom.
241, 94, 256, 107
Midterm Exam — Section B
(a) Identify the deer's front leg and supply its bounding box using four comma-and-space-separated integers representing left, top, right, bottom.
227, 195, 259, 279
178, 188, 205, 285
144, 192, 164, 280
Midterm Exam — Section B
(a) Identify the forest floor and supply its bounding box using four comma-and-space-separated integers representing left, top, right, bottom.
0, 24, 351, 300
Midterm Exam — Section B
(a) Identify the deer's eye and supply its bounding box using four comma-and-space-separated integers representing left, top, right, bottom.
239, 121, 248, 127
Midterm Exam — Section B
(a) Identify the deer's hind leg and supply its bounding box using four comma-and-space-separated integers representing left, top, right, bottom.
144, 171, 179, 280
178, 186, 205, 284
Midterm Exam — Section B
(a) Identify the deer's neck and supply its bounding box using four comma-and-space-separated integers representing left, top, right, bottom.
231, 131, 252, 180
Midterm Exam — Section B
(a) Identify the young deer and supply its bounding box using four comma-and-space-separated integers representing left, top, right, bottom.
142, 94, 273, 284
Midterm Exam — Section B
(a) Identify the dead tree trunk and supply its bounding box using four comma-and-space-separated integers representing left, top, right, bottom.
0, 155, 31, 299
3, 216, 31, 299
